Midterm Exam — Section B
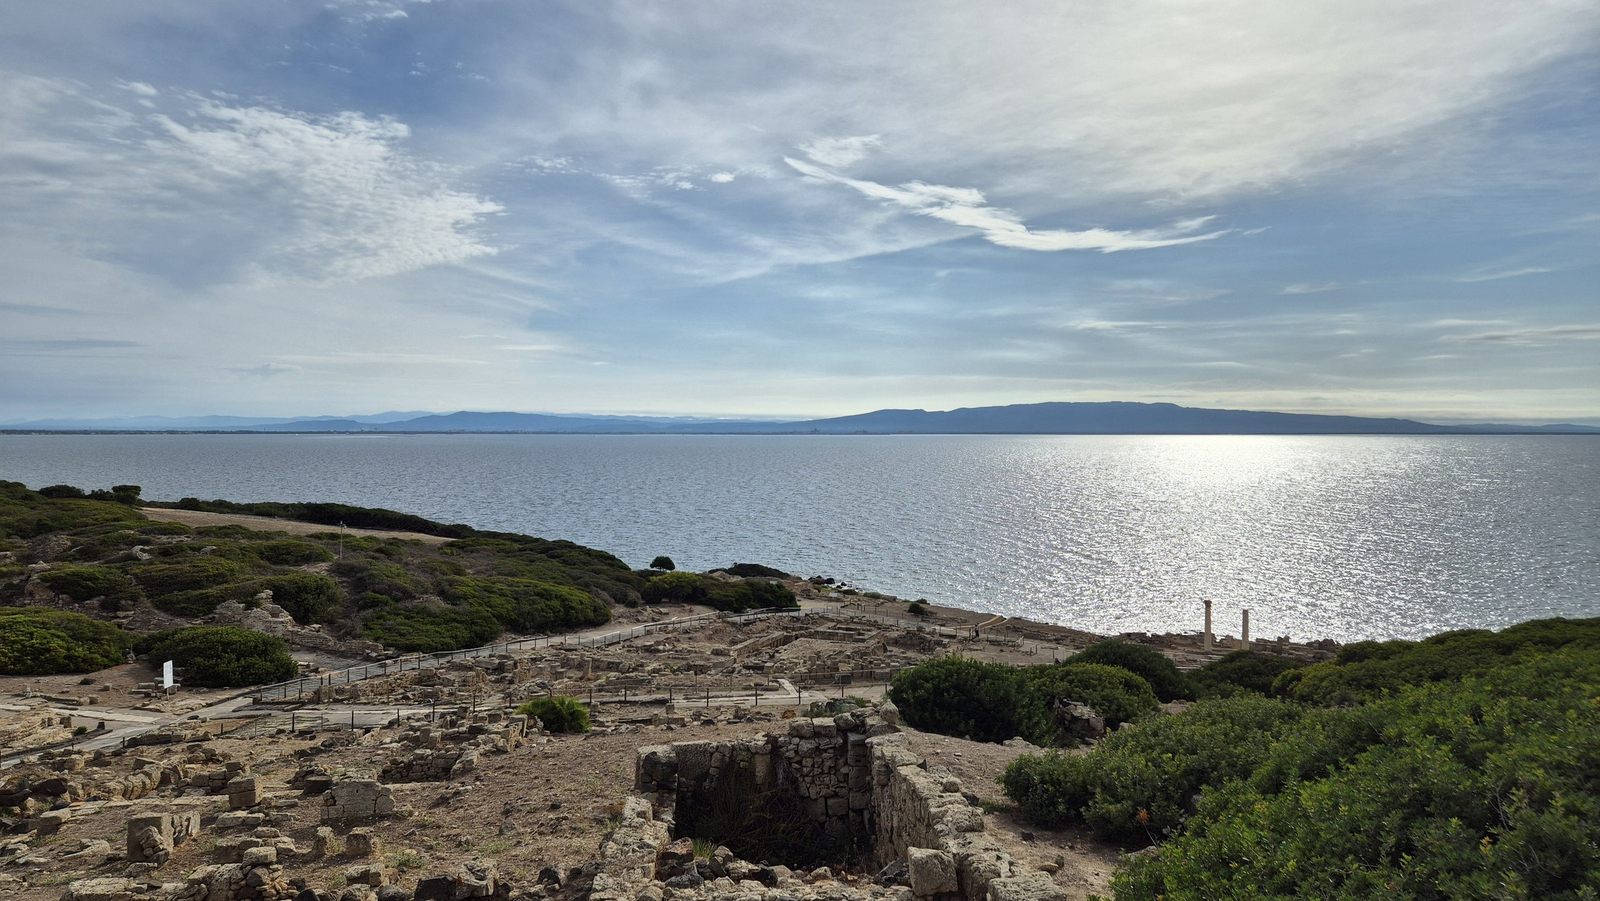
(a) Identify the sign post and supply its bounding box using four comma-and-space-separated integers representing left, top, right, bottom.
161, 660, 175, 691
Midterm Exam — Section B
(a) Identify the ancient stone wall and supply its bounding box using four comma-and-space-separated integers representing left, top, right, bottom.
630, 713, 1065, 901
635, 708, 893, 848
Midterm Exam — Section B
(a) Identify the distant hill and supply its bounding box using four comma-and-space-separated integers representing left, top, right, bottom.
5, 402, 1598, 435
772, 402, 1465, 435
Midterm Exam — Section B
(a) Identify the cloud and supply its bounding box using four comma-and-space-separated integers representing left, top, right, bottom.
1441, 324, 1600, 345
114, 80, 158, 97
0, 77, 502, 284
785, 156, 1231, 253
708, 171, 737, 184
799, 135, 882, 168
1454, 266, 1555, 283
229, 363, 298, 379
1280, 282, 1341, 295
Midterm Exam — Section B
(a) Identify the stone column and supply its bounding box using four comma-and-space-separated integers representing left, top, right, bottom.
1240, 610, 1251, 649
1203, 600, 1214, 651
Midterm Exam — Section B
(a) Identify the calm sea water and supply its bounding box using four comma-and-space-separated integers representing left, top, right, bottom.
2, 433, 1596, 641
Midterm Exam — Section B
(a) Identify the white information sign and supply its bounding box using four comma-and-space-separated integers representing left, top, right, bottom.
162, 660, 175, 689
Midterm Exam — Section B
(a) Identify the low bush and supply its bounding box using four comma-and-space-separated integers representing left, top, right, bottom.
332, 557, 427, 601
515, 695, 591, 733
1024, 662, 1161, 731
650, 555, 676, 571
1276, 616, 1600, 705
252, 572, 343, 623
890, 657, 1162, 747
889, 657, 1050, 744
446, 576, 610, 632
151, 588, 229, 617
36, 564, 141, 605
137, 626, 297, 687
0, 608, 128, 674
1068, 640, 1192, 702
361, 604, 502, 652
131, 557, 247, 597
1111, 650, 1600, 899
907, 600, 930, 616
641, 571, 798, 612
720, 562, 790, 579
1190, 649, 1308, 698
1000, 696, 1306, 839
252, 539, 334, 566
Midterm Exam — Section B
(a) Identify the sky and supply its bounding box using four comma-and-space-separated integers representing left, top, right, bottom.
1, 0, 1597, 423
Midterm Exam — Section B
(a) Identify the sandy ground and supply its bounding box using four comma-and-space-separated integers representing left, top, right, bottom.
139, 508, 453, 545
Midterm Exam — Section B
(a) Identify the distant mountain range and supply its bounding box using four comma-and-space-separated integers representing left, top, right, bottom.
4, 402, 1598, 435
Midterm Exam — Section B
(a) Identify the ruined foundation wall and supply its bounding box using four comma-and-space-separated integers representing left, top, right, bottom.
630, 715, 1065, 901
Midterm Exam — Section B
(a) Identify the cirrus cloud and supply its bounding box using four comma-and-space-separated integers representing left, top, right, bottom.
785, 155, 1231, 253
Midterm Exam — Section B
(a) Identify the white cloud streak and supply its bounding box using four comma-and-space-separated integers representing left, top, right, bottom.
1454, 266, 1555, 283
1441, 324, 1600, 345
798, 134, 881, 168
785, 156, 1230, 253
0, 77, 501, 284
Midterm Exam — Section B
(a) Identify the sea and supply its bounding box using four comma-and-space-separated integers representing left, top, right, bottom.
2, 433, 1596, 642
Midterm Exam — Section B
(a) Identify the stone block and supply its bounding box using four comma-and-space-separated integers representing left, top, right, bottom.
346, 827, 380, 858
227, 776, 263, 809
908, 848, 958, 898
62, 877, 137, 901
986, 873, 1067, 901
242, 846, 278, 866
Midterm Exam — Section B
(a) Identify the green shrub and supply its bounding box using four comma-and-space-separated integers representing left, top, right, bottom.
889, 657, 1050, 744
721, 563, 790, 579
446, 576, 610, 632
361, 605, 502, 652
1112, 650, 1600, 899
332, 557, 426, 600
137, 626, 297, 687
252, 572, 343, 623
650, 555, 676, 571
1278, 616, 1600, 705
151, 587, 234, 617
640, 571, 797, 612
515, 695, 591, 733
0, 492, 144, 539
36, 565, 140, 604
907, 600, 930, 617
0, 608, 128, 674
1191, 649, 1308, 699
131, 556, 246, 596
1068, 640, 1192, 702
1001, 695, 1305, 839
1024, 662, 1161, 731
252, 539, 334, 566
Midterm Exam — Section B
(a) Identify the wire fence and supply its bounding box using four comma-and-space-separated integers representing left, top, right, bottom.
245, 604, 1016, 703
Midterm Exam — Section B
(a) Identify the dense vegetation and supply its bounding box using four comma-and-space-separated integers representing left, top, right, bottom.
1274, 616, 1600, 705
1068, 639, 1193, 702
718, 562, 792, 579
5, 481, 793, 658
135, 626, 297, 687
1188, 648, 1309, 698
640, 570, 798, 612
887, 656, 1159, 745
0, 608, 129, 675
514, 695, 591, 733
996, 617, 1600, 900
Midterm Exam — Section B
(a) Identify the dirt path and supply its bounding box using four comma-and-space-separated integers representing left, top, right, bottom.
140, 507, 453, 544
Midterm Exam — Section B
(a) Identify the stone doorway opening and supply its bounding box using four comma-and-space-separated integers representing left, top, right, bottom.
637, 713, 883, 874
